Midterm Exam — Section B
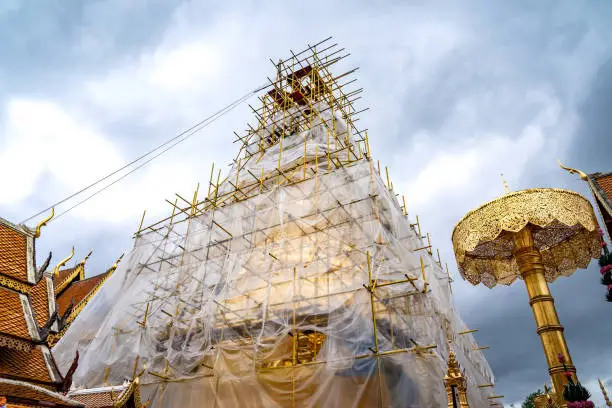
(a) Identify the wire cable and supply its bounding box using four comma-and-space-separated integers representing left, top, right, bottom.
21, 83, 267, 224
50, 89, 257, 223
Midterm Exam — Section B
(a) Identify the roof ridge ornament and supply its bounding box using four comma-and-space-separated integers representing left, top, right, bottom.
54, 247, 75, 276
79, 250, 94, 266
34, 207, 54, 238
112, 253, 125, 270
558, 160, 588, 181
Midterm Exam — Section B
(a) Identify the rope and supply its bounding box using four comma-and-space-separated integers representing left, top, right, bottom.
21, 83, 268, 224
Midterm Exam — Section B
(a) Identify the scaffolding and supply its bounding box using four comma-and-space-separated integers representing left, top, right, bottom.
54, 39, 499, 407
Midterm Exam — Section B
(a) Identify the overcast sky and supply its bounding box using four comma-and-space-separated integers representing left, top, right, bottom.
1, 1, 612, 405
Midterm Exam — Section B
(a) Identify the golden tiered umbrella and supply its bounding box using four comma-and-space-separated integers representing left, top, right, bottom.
452, 187, 601, 402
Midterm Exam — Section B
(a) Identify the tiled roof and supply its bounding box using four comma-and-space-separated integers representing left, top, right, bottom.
69, 390, 118, 407
30, 277, 50, 328
589, 172, 612, 240
0, 378, 84, 407
0, 223, 28, 283
55, 265, 84, 295
56, 273, 108, 317
0, 287, 32, 341
49, 265, 116, 346
593, 172, 612, 207
0, 346, 55, 385
68, 380, 143, 408
0, 333, 32, 352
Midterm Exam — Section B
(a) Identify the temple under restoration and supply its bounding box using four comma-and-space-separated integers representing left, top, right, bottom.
41, 39, 501, 407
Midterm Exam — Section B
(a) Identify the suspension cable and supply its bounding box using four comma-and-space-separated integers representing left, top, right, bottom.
21, 83, 268, 224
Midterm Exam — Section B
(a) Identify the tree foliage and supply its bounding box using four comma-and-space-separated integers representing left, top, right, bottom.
522, 390, 542, 408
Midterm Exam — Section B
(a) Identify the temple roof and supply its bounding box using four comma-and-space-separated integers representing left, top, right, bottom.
590, 172, 612, 209
588, 172, 612, 242
46, 260, 117, 348
560, 164, 612, 242
31, 275, 53, 329
0, 287, 34, 344
0, 345, 60, 386
68, 379, 146, 408
0, 220, 32, 284
0, 214, 119, 396
56, 272, 111, 317
55, 265, 84, 295
0, 378, 84, 407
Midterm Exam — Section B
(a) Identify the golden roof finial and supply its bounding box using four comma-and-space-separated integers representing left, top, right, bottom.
34, 207, 54, 238
599, 378, 612, 407
501, 173, 510, 194
558, 160, 588, 181
112, 253, 125, 270
80, 249, 94, 266
54, 247, 75, 276
445, 350, 462, 378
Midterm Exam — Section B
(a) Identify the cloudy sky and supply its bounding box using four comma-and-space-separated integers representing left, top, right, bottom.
1, 0, 612, 405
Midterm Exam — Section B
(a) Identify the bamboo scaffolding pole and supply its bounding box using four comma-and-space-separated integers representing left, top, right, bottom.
135, 209, 147, 236
420, 257, 430, 293
292, 266, 297, 408
364, 251, 384, 407
143, 143, 363, 230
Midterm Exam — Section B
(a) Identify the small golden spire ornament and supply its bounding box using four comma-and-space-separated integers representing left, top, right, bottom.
599, 378, 612, 407
444, 350, 470, 407
79, 249, 94, 266
500, 173, 510, 194
112, 253, 125, 270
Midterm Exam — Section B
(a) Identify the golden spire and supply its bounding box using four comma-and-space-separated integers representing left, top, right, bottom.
445, 350, 461, 378
599, 378, 612, 407
558, 160, 588, 181
79, 249, 94, 266
500, 173, 510, 194
54, 247, 75, 276
34, 207, 54, 238
112, 253, 125, 270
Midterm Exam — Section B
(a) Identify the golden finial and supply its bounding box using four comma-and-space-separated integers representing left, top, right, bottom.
79, 249, 93, 265
34, 207, 54, 238
501, 173, 510, 194
54, 247, 75, 276
558, 160, 588, 181
445, 350, 462, 378
112, 253, 125, 270
599, 378, 612, 407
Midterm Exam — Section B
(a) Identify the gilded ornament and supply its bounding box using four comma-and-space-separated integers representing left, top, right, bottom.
34, 207, 54, 238
53, 247, 75, 276
0, 274, 30, 294
452, 188, 600, 288
558, 160, 588, 181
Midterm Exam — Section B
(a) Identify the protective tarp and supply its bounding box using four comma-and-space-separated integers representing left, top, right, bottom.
54, 111, 497, 407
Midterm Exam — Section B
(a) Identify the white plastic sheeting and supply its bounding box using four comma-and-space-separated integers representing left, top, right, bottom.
54, 127, 497, 407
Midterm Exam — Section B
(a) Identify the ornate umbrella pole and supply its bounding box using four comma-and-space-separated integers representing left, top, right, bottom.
452, 188, 601, 405
512, 226, 575, 393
